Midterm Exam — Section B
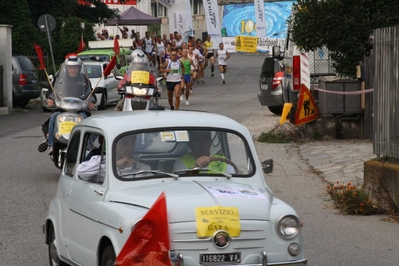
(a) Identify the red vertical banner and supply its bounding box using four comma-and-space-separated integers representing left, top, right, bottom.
114, 38, 120, 55
33, 43, 45, 70
77, 36, 86, 53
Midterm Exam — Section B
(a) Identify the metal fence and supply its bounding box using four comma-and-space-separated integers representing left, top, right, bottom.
373, 25, 399, 158
308, 46, 335, 75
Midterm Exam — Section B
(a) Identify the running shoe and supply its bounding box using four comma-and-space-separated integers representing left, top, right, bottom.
201, 80, 205, 83
223, 80, 225, 84
38, 140, 48, 152
170, 106, 174, 110
180, 94, 184, 101
185, 100, 190, 106
211, 73, 214, 77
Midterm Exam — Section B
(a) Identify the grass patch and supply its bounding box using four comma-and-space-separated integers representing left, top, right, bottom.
258, 132, 291, 143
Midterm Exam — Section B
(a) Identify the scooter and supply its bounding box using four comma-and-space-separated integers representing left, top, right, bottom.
41, 62, 95, 169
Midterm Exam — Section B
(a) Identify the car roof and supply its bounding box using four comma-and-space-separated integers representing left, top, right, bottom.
75, 111, 247, 138
78, 48, 131, 56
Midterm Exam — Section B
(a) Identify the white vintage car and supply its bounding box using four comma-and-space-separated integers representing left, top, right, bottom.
44, 110, 307, 266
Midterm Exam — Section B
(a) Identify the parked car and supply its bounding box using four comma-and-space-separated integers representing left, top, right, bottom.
44, 110, 307, 266
12, 55, 40, 108
84, 61, 120, 110
257, 56, 284, 115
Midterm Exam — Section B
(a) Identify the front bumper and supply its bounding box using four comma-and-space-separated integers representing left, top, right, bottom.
171, 251, 307, 266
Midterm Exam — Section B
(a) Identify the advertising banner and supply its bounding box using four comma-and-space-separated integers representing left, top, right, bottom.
160, 0, 193, 41
222, 2, 294, 38
254, 0, 266, 37
222, 37, 285, 54
202, 0, 222, 49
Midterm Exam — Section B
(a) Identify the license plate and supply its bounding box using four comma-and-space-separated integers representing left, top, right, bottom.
200, 252, 241, 264
59, 121, 77, 135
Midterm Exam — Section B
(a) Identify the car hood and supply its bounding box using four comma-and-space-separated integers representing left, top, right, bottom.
109, 180, 273, 222
90, 77, 104, 88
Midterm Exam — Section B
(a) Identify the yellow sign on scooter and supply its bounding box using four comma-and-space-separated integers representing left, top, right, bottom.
131, 70, 150, 84
195, 206, 241, 237
59, 121, 77, 135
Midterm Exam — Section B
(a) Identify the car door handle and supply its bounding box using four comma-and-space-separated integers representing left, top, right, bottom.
94, 189, 104, 196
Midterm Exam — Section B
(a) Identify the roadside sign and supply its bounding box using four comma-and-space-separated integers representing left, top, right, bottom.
37, 14, 56, 33
294, 84, 319, 125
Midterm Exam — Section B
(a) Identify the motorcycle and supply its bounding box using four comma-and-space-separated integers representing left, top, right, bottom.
116, 53, 165, 111
43, 62, 95, 169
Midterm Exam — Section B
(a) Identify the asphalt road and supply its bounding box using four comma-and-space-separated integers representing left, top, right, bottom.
1, 54, 399, 265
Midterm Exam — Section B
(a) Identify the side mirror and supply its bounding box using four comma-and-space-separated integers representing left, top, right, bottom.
116, 64, 121, 69
48, 74, 54, 82
156, 76, 164, 82
115, 75, 123, 80
262, 159, 273, 174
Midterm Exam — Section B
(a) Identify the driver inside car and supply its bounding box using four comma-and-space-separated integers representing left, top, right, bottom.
173, 131, 236, 174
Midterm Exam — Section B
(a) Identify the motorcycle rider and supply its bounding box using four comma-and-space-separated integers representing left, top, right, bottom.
114, 50, 158, 111
38, 55, 96, 154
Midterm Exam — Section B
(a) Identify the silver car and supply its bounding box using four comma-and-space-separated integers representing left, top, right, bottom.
257, 56, 284, 115
44, 110, 307, 266
84, 61, 120, 110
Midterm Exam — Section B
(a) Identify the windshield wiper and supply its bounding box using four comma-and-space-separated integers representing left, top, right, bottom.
120, 169, 179, 178
173, 168, 232, 179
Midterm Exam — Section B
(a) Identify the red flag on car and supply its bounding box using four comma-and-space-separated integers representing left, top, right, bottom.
114, 37, 120, 55
77, 36, 85, 53
33, 43, 45, 70
103, 55, 117, 77
115, 192, 171, 266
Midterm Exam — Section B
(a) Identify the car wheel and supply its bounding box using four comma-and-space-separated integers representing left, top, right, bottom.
100, 246, 115, 266
48, 224, 68, 266
98, 91, 107, 110
268, 106, 284, 115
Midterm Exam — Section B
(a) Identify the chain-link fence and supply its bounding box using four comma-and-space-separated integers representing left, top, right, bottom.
308, 46, 335, 75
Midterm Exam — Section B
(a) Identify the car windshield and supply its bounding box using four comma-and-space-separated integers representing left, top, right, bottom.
113, 129, 255, 180
86, 65, 102, 78
79, 55, 110, 62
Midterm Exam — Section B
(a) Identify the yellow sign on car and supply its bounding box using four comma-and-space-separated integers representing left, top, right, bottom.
59, 121, 77, 135
131, 70, 150, 84
195, 206, 241, 237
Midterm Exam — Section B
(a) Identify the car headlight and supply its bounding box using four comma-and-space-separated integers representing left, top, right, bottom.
277, 215, 300, 239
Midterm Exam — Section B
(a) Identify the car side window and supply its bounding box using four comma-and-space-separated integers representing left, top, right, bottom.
77, 133, 106, 184
65, 131, 81, 176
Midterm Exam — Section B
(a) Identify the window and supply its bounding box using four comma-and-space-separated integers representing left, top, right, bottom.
65, 132, 81, 176
75, 133, 106, 183
191, 0, 204, 15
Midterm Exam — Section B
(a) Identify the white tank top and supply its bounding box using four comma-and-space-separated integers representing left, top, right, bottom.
218, 49, 228, 65
188, 53, 197, 71
144, 38, 153, 53
166, 60, 182, 82
156, 42, 165, 56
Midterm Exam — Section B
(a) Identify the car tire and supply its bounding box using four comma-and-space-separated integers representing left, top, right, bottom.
100, 245, 116, 266
268, 106, 284, 115
98, 91, 107, 110
13, 99, 30, 108
48, 224, 68, 266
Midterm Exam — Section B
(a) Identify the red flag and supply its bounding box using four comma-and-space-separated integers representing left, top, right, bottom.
33, 43, 45, 70
114, 37, 120, 55
115, 192, 170, 266
77, 36, 85, 53
103, 55, 117, 77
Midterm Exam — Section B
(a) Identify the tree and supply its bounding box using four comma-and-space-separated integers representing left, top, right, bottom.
288, 0, 399, 78
0, 0, 131, 70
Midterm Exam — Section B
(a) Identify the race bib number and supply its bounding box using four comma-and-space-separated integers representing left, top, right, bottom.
131, 71, 150, 84
195, 206, 240, 237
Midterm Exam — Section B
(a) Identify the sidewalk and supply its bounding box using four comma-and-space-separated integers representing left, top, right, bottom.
299, 139, 374, 186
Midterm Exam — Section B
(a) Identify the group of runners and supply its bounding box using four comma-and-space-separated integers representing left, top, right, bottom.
137, 33, 230, 110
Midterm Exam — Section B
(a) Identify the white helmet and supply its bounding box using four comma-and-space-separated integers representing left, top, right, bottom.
130, 50, 150, 71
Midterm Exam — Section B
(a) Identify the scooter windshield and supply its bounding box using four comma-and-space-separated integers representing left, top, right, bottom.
53, 63, 91, 100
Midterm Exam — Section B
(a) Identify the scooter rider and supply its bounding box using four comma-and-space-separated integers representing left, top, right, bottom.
38, 55, 96, 154
114, 50, 158, 111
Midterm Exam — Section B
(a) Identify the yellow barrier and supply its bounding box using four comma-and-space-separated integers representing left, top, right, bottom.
279, 103, 292, 125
